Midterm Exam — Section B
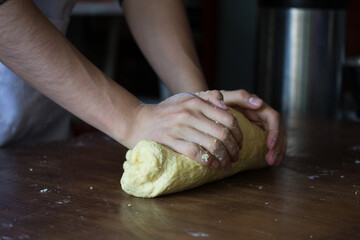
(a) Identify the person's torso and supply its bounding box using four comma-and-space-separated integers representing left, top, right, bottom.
0, 0, 77, 147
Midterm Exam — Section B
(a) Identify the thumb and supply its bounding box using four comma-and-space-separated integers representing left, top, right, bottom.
195, 90, 228, 110
221, 90, 263, 109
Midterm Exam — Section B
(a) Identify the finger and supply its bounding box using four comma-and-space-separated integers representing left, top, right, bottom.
182, 96, 243, 151
240, 108, 263, 123
256, 104, 281, 150
196, 90, 228, 111
221, 90, 263, 109
201, 109, 242, 161
265, 150, 277, 166
266, 126, 286, 166
274, 126, 287, 166
177, 126, 233, 169
265, 141, 280, 166
169, 138, 220, 168
198, 100, 243, 149
208, 122, 240, 163
198, 93, 243, 150
179, 96, 241, 166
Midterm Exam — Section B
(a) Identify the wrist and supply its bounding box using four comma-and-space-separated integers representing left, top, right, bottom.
113, 102, 146, 149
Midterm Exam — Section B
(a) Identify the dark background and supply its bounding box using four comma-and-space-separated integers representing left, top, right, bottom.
66, 0, 360, 102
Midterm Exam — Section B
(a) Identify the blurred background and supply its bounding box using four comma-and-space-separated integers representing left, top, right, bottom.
66, 0, 360, 124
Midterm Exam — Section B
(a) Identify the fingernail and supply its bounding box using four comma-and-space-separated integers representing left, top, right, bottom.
213, 100, 227, 110
270, 152, 279, 166
249, 97, 262, 107
211, 159, 219, 168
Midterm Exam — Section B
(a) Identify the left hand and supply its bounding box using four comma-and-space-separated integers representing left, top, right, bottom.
218, 90, 287, 166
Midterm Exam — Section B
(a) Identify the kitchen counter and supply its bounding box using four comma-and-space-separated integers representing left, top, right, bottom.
1, 116, 360, 239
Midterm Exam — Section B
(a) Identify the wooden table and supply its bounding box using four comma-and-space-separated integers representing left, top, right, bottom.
1, 117, 360, 239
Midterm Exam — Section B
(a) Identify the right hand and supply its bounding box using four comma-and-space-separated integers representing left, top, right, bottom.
127, 91, 242, 170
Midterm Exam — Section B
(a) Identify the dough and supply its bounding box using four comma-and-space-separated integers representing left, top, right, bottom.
120, 108, 268, 198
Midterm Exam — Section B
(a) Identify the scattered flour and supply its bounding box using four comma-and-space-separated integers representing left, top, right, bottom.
307, 176, 320, 180
186, 231, 210, 238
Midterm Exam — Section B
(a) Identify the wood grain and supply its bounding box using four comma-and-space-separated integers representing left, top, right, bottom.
0, 117, 360, 239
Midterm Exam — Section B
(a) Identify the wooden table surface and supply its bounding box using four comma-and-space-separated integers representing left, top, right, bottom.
1, 116, 360, 240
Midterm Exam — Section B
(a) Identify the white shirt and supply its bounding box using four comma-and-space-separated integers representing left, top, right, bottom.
0, 0, 77, 147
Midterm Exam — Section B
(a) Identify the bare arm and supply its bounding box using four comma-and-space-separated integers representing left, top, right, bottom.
0, 0, 141, 145
0, 0, 242, 170
122, 0, 207, 93
122, 0, 287, 165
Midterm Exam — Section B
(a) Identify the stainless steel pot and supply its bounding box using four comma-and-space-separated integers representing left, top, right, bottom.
254, 0, 350, 119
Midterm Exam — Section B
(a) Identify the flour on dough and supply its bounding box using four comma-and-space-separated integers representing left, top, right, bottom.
121, 108, 268, 198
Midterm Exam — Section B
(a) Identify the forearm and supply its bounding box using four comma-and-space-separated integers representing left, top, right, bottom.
0, 0, 141, 147
122, 0, 207, 93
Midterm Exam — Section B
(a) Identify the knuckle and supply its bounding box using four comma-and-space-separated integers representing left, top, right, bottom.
184, 144, 199, 160
226, 114, 238, 129
269, 110, 281, 127
272, 109, 281, 120
238, 89, 250, 98
177, 109, 192, 121
207, 139, 220, 153
219, 127, 231, 142
211, 90, 223, 100
212, 145, 227, 163
193, 145, 213, 166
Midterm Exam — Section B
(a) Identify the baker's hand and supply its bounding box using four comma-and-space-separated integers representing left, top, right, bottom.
128, 91, 242, 170
220, 90, 287, 166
